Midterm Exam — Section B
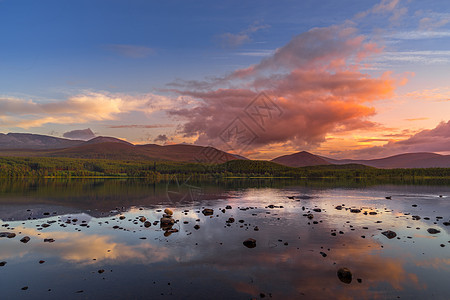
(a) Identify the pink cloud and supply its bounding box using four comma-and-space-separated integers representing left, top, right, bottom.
349, 120, 450, 158
169, 24, 397, 154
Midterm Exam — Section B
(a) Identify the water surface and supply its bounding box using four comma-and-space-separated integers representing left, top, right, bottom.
1, 179, 449, 299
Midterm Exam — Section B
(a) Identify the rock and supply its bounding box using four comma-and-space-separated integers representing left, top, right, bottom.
44, 238, 55, 243
337, 267, 352, 284
369, 212, 377, 215
307, 214, 314, 219
385, 196, 391, 199
164, 208, 173, 216
427, 228, 441, 234
39, 260, 45, 264
320, 252, 327, 257
350, 209, 361, 213
119, 216, 125, 220
160, 217, 175, 225
202, 208, 214, 216
443, 222, 450, 226
144, 221, 151, 228
139, 216, 147, 222
412, 215, 421, 220
225, 205, 232, 209
335, 206, 343, 210
226, 217, 235, 223
254, 226, 259, 231
0, 232, 16, 238
194, 225, 200, 230
21, 286, 28, 290
243, 238, 256, 248
0, 261, 6, 266
382, 230, 397, 239
20, 236, 30, 243
313, 208, 322, 212
98, 269, 105, 274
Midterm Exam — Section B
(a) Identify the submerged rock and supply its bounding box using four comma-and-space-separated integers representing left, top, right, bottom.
382, 230, 397, 239
20, 236, 30, 243
243, 238, 256, 248
202, 208, 214, 216
337, 267, 352, 284
0, 232, 16, 238
160, 217, 175, 225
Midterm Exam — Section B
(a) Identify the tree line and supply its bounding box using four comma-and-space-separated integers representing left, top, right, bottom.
1, 156, 449, 179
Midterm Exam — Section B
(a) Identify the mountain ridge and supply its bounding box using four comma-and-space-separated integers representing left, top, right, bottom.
1, 133, 449, 168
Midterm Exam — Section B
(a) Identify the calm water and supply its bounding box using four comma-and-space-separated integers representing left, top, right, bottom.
0, 179, 449, 299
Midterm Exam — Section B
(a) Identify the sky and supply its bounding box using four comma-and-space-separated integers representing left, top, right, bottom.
1, 0, 449, 159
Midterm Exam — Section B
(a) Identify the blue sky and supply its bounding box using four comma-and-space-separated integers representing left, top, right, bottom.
1, 0, 449, 159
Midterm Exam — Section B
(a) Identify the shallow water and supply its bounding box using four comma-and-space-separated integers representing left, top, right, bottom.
0, 179, 449, 299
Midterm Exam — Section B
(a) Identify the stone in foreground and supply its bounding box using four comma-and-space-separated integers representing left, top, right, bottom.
337, 267, 352, 284
382, 230, 397, 239
243, 238, 256, 248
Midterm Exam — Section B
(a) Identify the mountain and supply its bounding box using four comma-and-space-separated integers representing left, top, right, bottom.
271, 151, 331, 167
1, 133, 449, 168
0, 133, 83, 149
0, 133, 244, 162
321, 152, 450, 169
81, 136, 133, 146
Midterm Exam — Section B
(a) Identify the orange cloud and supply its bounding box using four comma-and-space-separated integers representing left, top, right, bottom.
169, 24, 398, 154
0, 92, 175, 129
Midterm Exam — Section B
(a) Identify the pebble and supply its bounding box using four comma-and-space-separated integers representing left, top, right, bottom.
337, 267, 352, 284
243, 238, 256, 248
382, 230, 397, 239
20, 236, 31, 243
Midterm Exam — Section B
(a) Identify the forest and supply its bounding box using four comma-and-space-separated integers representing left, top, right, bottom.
1, 156, 449, 180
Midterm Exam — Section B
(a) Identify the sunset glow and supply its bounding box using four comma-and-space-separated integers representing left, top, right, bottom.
1, 0, 449, 159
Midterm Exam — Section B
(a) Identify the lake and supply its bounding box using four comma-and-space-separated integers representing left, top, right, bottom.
0, 178, 449, 299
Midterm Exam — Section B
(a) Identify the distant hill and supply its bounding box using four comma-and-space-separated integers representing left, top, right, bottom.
1, 133, 449, 168
322, 152, 450, 168
271, 151, 331, 167
0, 133, 243, 162
0, 133, 83, 149
81, 136, 133, 146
